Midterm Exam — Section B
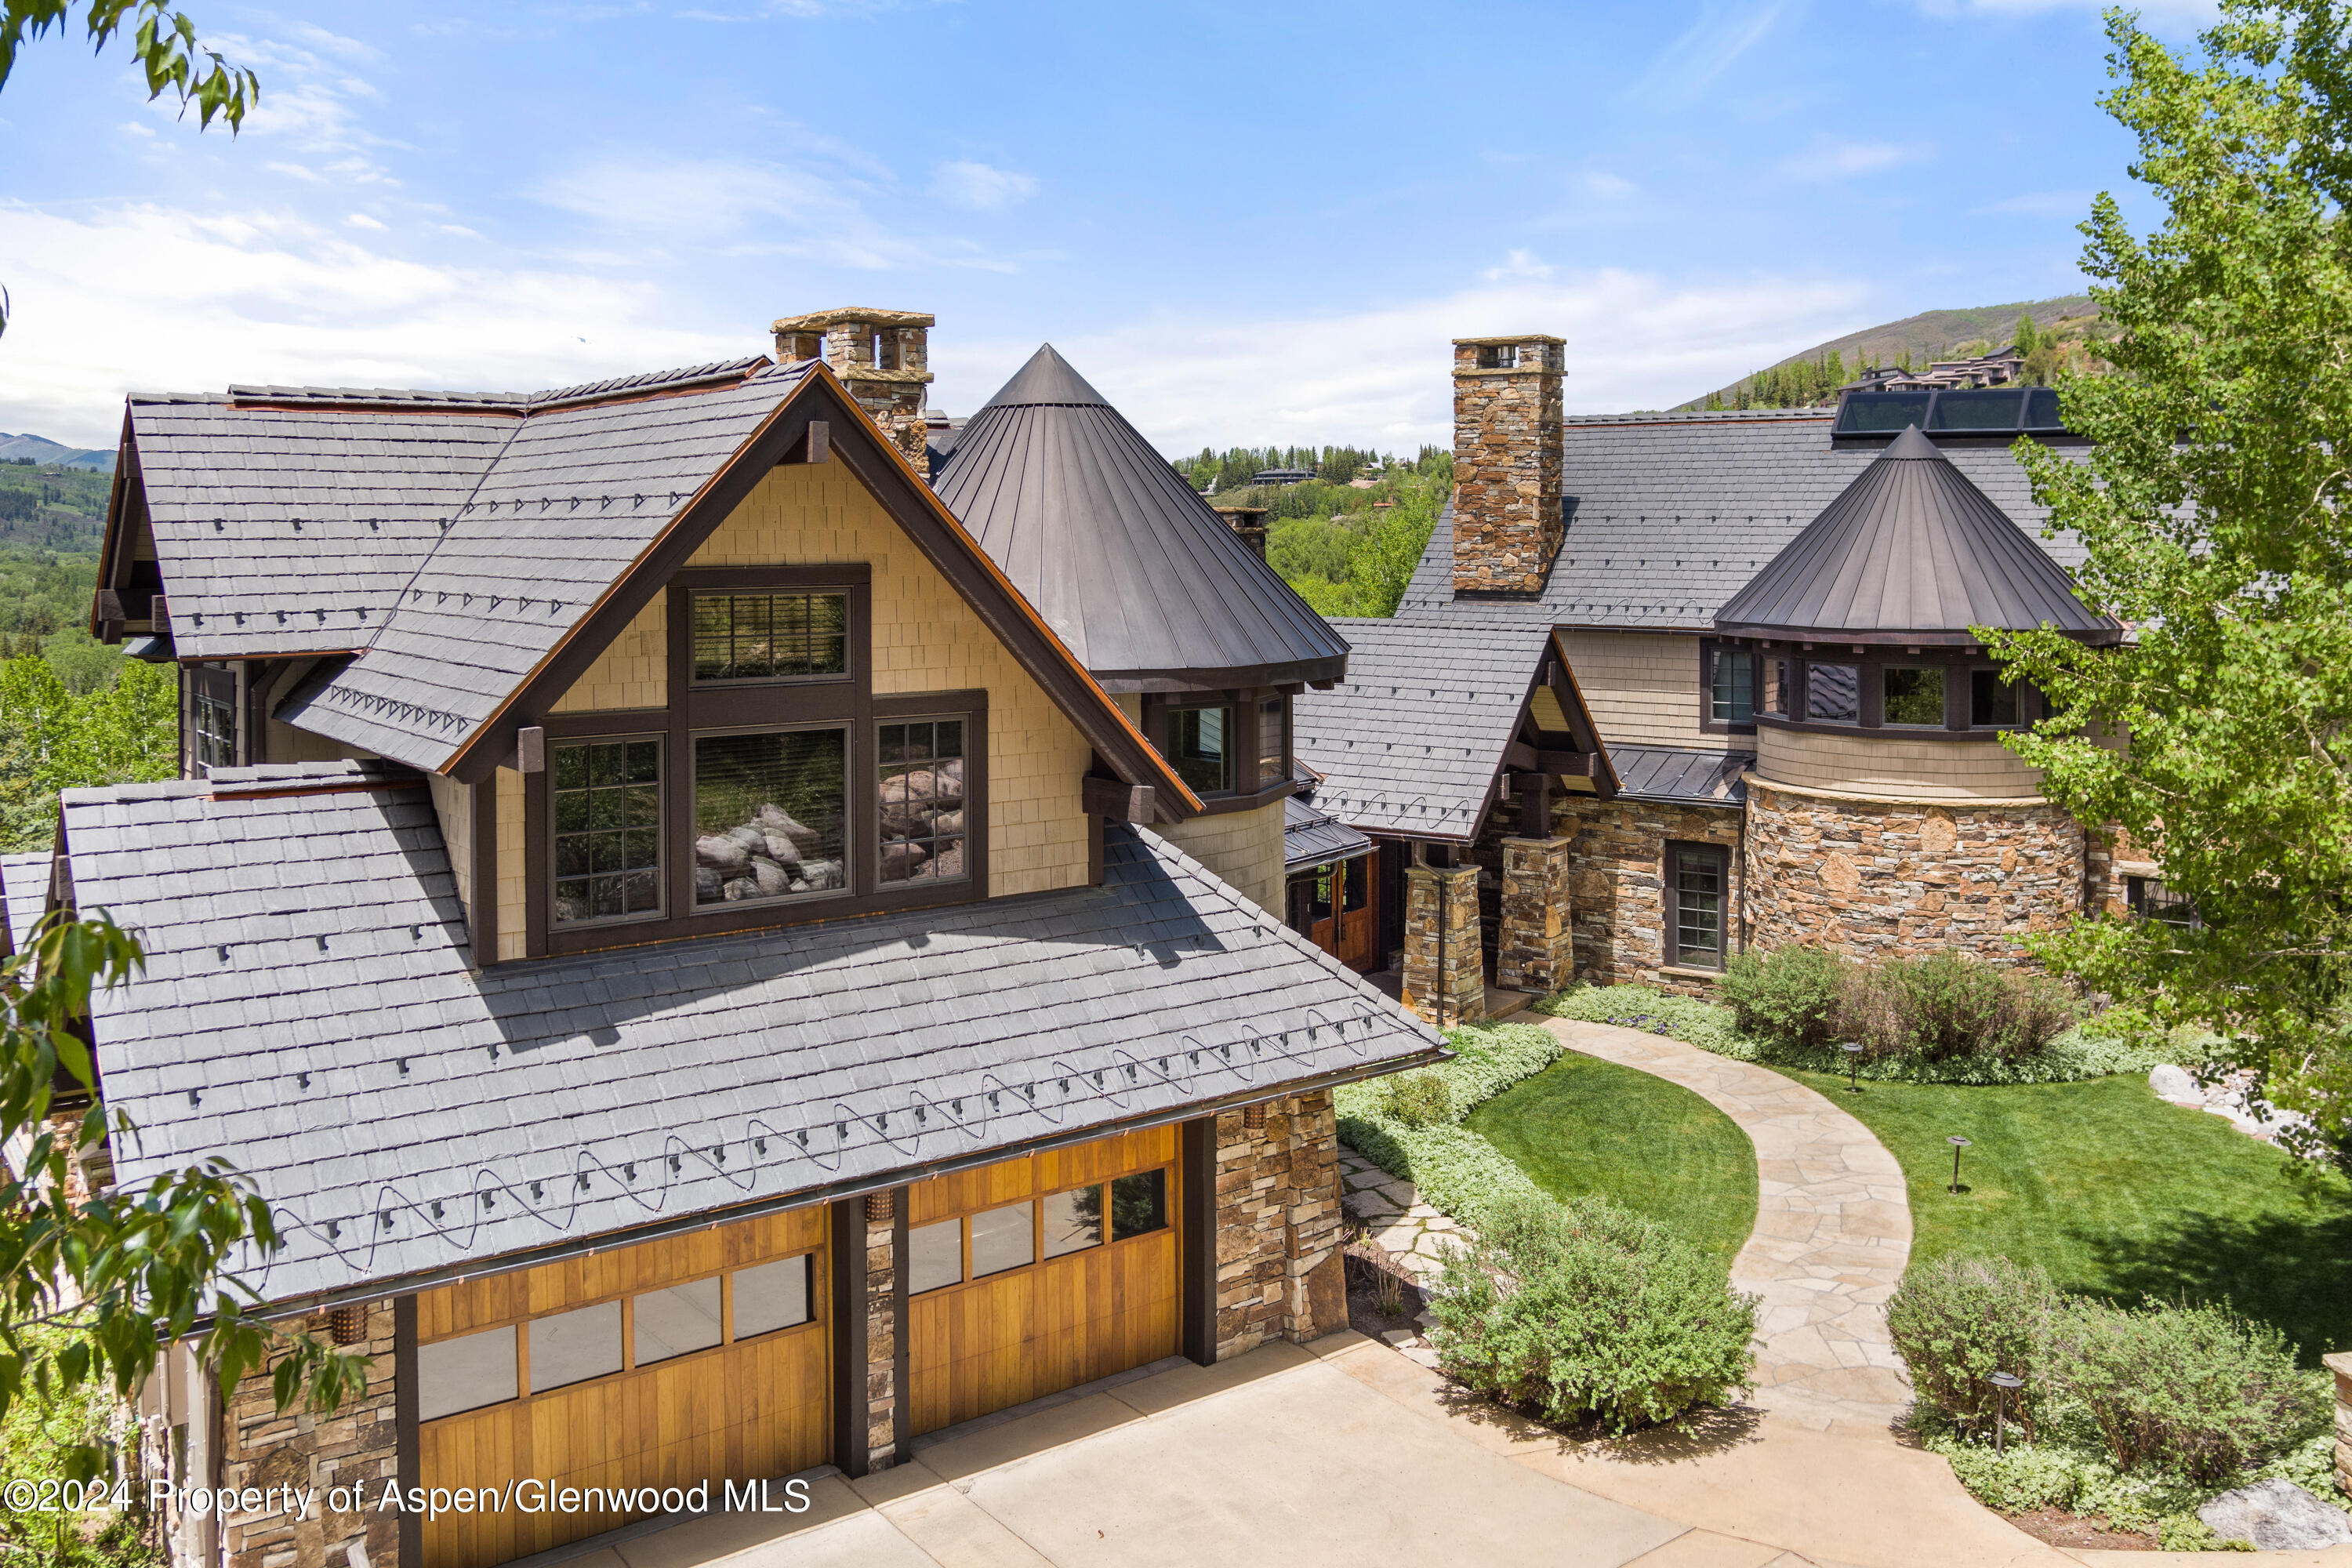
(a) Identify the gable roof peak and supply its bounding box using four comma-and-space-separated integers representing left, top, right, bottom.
982, 343, 1109, 408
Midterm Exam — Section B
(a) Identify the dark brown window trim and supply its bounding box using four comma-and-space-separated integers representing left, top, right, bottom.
1141, 687, 1298, 814
1696, 639, 1758, 737
524, 573, 993, 960
1733, 641, 2044, 740
1664, 838, 1732, 973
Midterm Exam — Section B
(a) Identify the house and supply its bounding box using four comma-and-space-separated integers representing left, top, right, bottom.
16, 311, 1445, 1568
1295, 333, 2133, 1022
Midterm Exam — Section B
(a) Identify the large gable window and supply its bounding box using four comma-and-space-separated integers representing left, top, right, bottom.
552, 739, 662, 925
692, 728, 848, 904
691, 591, 848, 683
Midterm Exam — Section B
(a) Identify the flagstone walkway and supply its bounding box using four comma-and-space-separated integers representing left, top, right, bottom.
1341, 1015, 1916, 1434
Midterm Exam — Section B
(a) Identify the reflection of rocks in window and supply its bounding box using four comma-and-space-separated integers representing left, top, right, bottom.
692, 729, 847, 904
879, 719, 967, 884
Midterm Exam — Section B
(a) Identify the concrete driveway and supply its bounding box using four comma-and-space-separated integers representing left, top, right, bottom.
517, 1334, 2352, 1568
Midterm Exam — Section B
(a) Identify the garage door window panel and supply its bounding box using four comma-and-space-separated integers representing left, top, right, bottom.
1042, 1185, 1103, 1258
970, 1201, 1036, 1278
417, 1324, 517, 1421
528, 1301, 622, 1393
909, 1217, 964, 1294
731, 1254, 815, 1338
633, 1277, 722, 1367
1110, 1168, 1167, 1240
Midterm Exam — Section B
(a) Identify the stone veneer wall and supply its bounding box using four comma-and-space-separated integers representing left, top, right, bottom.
1213, 1091, 1345, 1359
214, 1303, 400, 1568
1556, 796, 1744, 996
1450, 336, 1565, 594
2325, 1352, 2352, 1501
1744, 778, 2085, 962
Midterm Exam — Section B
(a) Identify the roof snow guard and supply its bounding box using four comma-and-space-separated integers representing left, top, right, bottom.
931, 346, 1349, 691
1713, 426, 2120, 647
64, 762, 1443, 1306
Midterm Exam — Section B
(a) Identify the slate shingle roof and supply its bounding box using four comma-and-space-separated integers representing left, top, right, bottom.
274, 367, 811, 768
65, 762, 1441, 1305
1715, 426, 2118, 643
1394, 410, 2089, 630
931, 346, 1348, 688
1, 851, 53, 954
1292, 619, 1575, 841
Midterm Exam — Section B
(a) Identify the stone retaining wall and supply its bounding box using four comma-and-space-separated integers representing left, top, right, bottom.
1744, 778, 2085, 962
1214, 1091, 1345, 1359
2327, 1352, 2352, 1501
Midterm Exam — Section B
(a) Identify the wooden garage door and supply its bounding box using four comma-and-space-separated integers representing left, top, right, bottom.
414, 1207, 829, 1568
905, 1126, 1179, 1436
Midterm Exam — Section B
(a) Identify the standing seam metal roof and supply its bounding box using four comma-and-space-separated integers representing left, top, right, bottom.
1714, 426, 2118, 641
931, 346, 1348, 688
65, 762, 1442, 1305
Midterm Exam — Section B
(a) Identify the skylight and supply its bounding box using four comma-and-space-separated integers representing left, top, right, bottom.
1833, 387, 2065, 437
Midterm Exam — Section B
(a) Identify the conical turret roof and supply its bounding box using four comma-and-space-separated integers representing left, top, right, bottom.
933, 345, 1349, 688
1713, 426, 2119, 644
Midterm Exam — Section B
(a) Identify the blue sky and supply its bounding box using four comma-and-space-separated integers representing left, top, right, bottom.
0, 0, 2209, 454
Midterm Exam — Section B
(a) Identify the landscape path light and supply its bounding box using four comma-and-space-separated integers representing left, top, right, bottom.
1947, 1134, 1973, 1194
1987, 1370, 2024, 1454
1842, 1041, 1864, 1093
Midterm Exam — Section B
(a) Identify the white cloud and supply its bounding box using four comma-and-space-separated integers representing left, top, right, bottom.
1483, 249, 1556, 282
0, 201, 746, 446
347, 212, 387, 230
929, 160, 1039, 212
120, 121, 156, 139
1773, 136, 1928, 182
1630, 0, 1799, 103
1977, 188, 2094, 218
935, 264, 1875, 452
534, 154, 1018, 271
1582, 169, 1637, 198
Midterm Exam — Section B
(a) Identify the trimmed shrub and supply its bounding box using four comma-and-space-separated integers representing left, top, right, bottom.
1844, 952, 2077, 1063
1719, 944, 1845, 1049
1423, 1189, 1759, 1433
2042, 1297, 2329, 1483
1380, 1069, 1452, 1127
1887, 1254, 2058, 1437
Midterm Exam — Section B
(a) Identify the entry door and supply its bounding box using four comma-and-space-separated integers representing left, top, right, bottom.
904, 1127, 1179, 1436
1304, 856, 1378, 972
413, 1209, 830, 1568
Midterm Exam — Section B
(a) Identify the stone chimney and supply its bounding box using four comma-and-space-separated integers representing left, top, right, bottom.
771, 307, 935, 465
1211, 505, 1269, 561
1451, 334, 1565, 595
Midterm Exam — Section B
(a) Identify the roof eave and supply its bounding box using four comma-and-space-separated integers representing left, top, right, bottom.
1711, 621, 2123, 647
1091, 654, 1350, 694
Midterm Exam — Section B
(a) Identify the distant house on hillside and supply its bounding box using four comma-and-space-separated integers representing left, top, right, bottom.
1843, 343, 2027, 394
1251, 466, 1313, 485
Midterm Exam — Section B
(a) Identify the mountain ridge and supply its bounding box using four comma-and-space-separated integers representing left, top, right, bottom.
0, 433, 114, 470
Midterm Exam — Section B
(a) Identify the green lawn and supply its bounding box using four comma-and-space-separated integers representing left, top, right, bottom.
1468, 1051, 1759, 1274
1781, 1067, 2352, 1365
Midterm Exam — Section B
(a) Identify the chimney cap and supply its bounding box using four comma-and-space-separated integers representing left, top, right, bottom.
1452, 333, 1566, 347
771, 307, 935, 332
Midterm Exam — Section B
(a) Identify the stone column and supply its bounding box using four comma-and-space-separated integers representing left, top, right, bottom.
1496, 835, 1573, 994
2326, 1351, 2351, 1499
214, 1301, 399, 1568
1403, 862, 1485, 1025
1211, 1091, 1345, 1361
863, 1200, 898, 1469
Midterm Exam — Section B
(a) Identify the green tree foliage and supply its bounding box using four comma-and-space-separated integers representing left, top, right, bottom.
2016, 311, 2041, 356
0, 655, 176, 851
0, 916, 370, 1492
1174, 447, 1452, 619
1988, 0, 2352, 1171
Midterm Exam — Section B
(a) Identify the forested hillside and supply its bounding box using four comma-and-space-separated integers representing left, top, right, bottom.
0, 461, 173, 854
1170, 446, 1452, 619
1679, 295, 2114, 411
